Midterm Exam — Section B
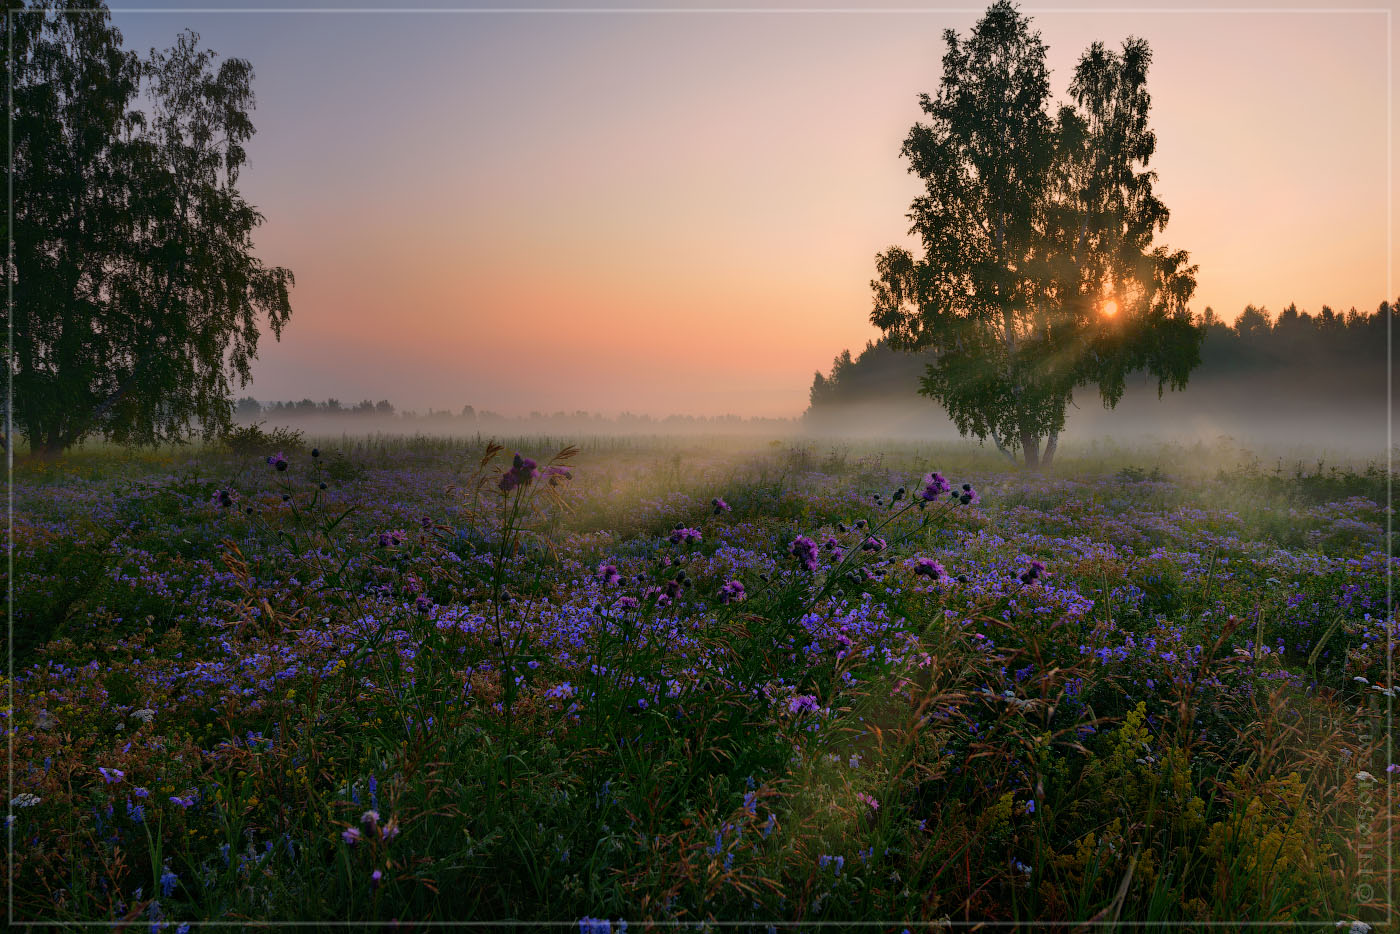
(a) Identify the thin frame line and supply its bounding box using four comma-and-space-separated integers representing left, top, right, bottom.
5, 2, 1395, 929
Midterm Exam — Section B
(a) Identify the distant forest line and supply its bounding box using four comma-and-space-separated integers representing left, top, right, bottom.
806, 301, 1397, 446
236, 398, 798, 436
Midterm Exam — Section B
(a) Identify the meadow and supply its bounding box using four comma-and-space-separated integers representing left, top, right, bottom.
6, 434, 1395, 930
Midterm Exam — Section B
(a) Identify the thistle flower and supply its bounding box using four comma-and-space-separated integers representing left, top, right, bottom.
265, 452, 288, 471
712, 497, 731, 514
913, 558, 945, 579
715, 579, 746, 604
920, 472, 950, 500
499, 453, 539, 492
1019, 560, 1046, 585
342, 826, 362, 845
596, 563, 621, 585
668, 527, 702, 545
790, 536, 819, 572
860, 536, 887, 553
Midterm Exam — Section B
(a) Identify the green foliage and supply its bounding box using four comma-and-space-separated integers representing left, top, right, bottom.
870, 2, 1202, 468
6, 2, 293, 455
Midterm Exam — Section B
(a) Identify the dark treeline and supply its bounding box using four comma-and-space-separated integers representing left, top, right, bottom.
811, 300, 1398, 411
237, 399, 797, 436
805, 300, 1397, 449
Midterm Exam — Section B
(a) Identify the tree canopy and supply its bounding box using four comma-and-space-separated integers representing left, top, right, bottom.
870, 0, 1201, 468
5, 1, 293, 455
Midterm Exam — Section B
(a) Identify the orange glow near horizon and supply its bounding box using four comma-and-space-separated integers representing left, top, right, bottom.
1102, 300, 1119, 318
109, 6, 1396, 418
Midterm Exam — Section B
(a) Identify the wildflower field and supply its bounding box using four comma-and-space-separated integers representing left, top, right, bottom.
6, 436, 1396, 930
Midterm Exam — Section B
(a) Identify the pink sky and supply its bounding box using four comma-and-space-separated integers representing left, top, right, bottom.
114, 2, 1395, 417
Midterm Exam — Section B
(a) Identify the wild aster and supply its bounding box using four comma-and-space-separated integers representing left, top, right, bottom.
718, 580, 746, 604
788, 694, 819, 715
361, 809, 381, 826
920, 472, 950, 500
596, 563, 621, 585
499, 453, 539, 492
342, 827, 361, 844
790, 535, 820, 572
913, 557, 945, 579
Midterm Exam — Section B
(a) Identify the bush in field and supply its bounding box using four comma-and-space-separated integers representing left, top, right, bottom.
220, 421, 305, 457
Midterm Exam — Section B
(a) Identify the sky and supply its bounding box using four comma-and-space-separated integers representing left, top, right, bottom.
105, 1, 1395, 418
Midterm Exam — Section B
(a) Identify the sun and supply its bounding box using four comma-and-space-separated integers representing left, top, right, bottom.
1101, 299, 1119, 317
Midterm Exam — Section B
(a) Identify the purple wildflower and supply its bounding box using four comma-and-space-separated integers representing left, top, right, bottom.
1019, 560, 1047, 585
98, 767, 124, 784
668, 527, 702, 545
718, 580, 746, 604
597, 563, 621, 585
712, 497, 731, 514
920, 472, 950, 500
913, 557, 945, 579
342, 826, 362, 845
499, 453, 539, 492
790, 535, 819, 572
788, 694, 819, 715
